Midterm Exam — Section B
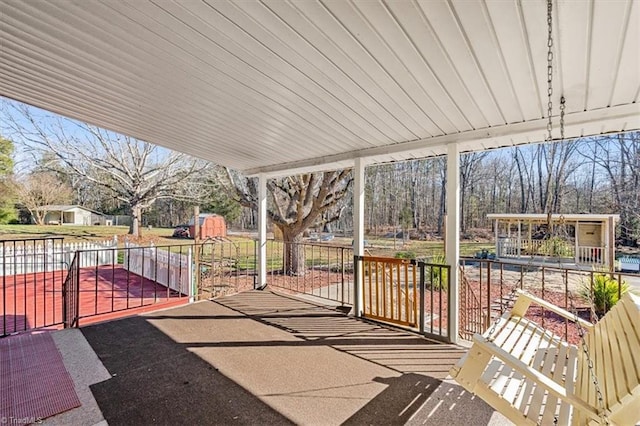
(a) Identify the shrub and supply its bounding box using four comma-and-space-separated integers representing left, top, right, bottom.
578, 273, 629, 316
426, 254, 448, 291
538, 236, 573, 258
394, 250, 416, 260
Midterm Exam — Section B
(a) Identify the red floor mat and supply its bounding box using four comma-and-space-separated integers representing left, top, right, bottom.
0, 332, 81, 422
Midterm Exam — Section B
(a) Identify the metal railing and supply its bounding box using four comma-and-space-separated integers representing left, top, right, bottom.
458, 267, 486, 341
72, 244, 192, 323
458, 257, 637, 343
195, 240, 257, 299
63, 252, 80, 329
1, 238, 65, 337
266, 241, 354, 306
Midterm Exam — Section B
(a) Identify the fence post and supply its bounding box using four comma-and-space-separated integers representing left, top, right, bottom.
253, 240, 258, 289
353, 255, 362, 317
419, 261, 425, 334
74, 255, 80, 328
341, 248, 345, 306
188, 247, 195, 302
62, 268, 68, 328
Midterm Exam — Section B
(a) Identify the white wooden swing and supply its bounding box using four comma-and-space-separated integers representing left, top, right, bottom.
450, 289, 640, 425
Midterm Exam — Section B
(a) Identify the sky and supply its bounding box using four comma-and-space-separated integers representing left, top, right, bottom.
1, 97, 178, 175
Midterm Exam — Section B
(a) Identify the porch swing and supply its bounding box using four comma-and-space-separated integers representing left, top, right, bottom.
449, 2, 640, 424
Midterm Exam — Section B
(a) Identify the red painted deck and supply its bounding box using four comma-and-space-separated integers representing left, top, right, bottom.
1, 266, 188, 335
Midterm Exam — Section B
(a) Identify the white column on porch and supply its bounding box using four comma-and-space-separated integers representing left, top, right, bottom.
603, 218, 609, 268
257, 173, 267, 289
517, 220, 522, 258
494, 219, 499, 258
446, 143, 460, 344
353, 158, 365, 317
575, 221, 580, 264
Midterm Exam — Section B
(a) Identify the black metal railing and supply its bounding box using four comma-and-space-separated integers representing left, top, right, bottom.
458, 257, 638, 343
195, 240, 257, 299
71, 243, 193, 322
63, 252, 80, 329
266, 241, 354, 306
1, 237, 65, 337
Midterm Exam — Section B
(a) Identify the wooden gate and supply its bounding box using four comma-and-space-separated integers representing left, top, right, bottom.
361, 256, 418, 328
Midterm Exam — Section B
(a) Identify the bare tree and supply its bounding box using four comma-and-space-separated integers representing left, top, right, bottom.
579, 133, 640, 245
226, 170, 352, 274
3, 102, 210, 237
459, 152, 489, 232
15, 172, 73, 224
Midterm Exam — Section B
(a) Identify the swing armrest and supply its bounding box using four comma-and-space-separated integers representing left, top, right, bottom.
473, 334, 601, 423
513, 290, 594, 330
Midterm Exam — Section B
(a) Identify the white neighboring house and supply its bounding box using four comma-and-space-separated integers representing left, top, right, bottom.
34, 205, 106, 226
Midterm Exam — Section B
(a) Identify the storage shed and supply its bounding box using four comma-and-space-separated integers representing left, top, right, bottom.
189, 214, 227, 239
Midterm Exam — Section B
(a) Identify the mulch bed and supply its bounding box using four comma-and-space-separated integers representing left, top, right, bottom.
427, 279, 592, 345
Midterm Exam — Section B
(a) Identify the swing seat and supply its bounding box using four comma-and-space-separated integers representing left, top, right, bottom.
450, 290, 640, 425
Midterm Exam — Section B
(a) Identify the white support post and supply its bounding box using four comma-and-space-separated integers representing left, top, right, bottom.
575, 221, 580, 264
446, 143, 460, 344
257, 174, 267, 289
494, 219, 499, 258
353, 158, 365, 317
517, 220, 522, 258
188, 247, 194, 303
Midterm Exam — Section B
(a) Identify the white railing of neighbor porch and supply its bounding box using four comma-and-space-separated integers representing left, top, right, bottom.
0, 239, 117, 276
498, 239, 606, 266
577, 246, 606, 265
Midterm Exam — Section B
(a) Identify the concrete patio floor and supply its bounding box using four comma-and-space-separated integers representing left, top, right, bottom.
55, 290, 510, 425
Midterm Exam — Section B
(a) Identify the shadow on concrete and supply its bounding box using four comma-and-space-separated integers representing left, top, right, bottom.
82, 317, 295, 426
81, 290, 497, 425
343, 373, 441, 425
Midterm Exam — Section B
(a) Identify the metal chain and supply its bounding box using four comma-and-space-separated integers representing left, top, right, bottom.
566, 289, 609, 424
546, 0, 554, 143
560, 96, 566, 141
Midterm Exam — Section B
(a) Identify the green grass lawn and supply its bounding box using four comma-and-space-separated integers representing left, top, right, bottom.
0, 224, 494, 258
0, 224, 175, 243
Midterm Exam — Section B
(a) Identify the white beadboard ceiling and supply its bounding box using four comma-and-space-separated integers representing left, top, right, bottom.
1, 0, 639, 176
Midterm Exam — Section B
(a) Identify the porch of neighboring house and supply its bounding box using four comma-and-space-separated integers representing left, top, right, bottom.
487, 214, 619, 270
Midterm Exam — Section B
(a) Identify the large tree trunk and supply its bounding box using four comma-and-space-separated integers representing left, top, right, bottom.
33, 210, 45, 225
281, 228, 306, 275
129, 205, 142, 237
